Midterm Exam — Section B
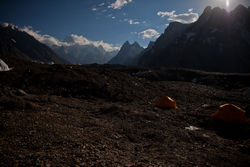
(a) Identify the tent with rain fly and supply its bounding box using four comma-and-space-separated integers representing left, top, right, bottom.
155, 96, 177, 109
211, 104, 249, 124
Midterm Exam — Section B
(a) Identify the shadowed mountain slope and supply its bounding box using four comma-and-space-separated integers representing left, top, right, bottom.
138, 5, 250, 73
0, 23, 66, 64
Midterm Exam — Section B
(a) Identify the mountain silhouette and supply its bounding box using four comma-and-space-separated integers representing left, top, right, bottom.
138, 5, 250, 73
0, 23, 65, 64
108, 41, 144, 65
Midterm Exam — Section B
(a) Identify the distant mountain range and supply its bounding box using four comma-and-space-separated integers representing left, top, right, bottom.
0, 23, 65, 64
51, 35, 118, 64
137, 5, 250, 73
0, 23, 119, 65
108, 41, 144, 65
1, 5, 249, 72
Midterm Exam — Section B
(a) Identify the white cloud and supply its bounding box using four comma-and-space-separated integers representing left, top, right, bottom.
123, 18, 139, 25
157, 9, 199, 24
108, 14, 116, 19
129, 19, 139, 25
168, 12, 198, 24
21, 26, 119, 52
64, 34, 120, 51
21, 26, 63, 47
1, 22, 18, 30
108, 0, 132, 9
92, 7, 98, 11
139, 29, 160, 39
99, 3, 105, 6
157, 11, 176, 18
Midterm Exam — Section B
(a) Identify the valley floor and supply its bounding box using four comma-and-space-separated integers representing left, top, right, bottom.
0, 58, 250, 166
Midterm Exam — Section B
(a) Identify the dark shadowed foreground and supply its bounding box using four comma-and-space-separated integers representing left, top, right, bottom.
0, 57, 250, 166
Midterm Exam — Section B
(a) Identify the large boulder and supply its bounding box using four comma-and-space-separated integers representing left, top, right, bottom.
243, 88, 250, 98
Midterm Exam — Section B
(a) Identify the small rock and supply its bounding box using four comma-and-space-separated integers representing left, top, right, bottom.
202, 134, 210, 138
185, 126, 200, 131
16, 89, 28, 96
243, 88, 250, 98
192, 78, 197, 83
202, 104, 210, 108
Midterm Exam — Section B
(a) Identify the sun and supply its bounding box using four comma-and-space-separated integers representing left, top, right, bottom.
226, 0, 230, 7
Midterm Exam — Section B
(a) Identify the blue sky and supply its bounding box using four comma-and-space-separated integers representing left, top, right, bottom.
1, 0, 250, 48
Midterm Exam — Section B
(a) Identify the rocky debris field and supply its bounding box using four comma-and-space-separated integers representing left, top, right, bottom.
0, 57, 250, 166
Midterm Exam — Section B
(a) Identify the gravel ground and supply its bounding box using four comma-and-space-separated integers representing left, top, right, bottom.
0, 57, 250, 166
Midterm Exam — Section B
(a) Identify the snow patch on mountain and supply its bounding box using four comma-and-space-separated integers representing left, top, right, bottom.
19, 25, 120, 64
0, 59, 11, 71
0, 23, 18, 30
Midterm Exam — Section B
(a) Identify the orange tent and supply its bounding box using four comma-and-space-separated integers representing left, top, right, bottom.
155, 96, 177, 109
211, 104, 249, 124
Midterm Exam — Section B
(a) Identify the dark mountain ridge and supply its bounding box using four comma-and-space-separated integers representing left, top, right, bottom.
138, 5, 250, 73
0, 23, 65, 64
108, 41, 144, 65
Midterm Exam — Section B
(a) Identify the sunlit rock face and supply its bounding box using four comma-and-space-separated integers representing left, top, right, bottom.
138, 5, 250, 73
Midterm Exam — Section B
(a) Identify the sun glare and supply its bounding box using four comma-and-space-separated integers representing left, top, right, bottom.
226, 0, 230, 7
